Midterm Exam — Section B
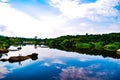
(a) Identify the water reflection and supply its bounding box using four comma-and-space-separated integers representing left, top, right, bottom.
51, 46, 120, 59
8, 46, 22, 50
0, 46, 22, 59
0, 45, 120, 80
59, 66, 113, 80
0, 65, 8, 79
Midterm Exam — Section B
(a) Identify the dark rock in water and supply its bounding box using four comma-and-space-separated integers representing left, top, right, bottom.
0, 53, 38, 63
8, 56, 29, 63
17, 47, 22, 50
8, 53, 38, 63
28, 53, 38, 60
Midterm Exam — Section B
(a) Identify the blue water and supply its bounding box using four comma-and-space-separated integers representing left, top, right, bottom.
0, 45, 120, 80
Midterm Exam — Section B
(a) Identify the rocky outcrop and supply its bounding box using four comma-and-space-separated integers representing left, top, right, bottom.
0, 53, 38, 63
0, 49, 9, 53
117, 49, 120, 55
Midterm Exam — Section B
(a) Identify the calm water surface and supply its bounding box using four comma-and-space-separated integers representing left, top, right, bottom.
0, 45, 120, 80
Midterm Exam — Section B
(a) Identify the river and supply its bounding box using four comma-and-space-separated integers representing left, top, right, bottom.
0, 45, 120, 80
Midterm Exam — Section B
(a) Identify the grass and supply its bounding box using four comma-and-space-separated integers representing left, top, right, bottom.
104, 43, 120, 51
93, 42, 103, 49
75, 43, 92, 49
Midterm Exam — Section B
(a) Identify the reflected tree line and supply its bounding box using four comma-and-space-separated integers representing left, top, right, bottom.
0, 33, 120, 59
0, 36, 40, 64
43, 33, 120, 58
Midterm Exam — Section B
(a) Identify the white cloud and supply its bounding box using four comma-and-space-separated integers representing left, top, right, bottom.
50, 0, 120, 20
0, 0, 8, 3
0, 2, 41, 37
0, 2, 71, 38
0, 25, 6, 31
0, 2, 66, 38
108, 21, 120, 32
0, 0, 120, 38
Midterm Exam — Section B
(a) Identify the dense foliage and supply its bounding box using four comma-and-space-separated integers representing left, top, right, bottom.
0, 33, 120, 51
44, 33, 120, 51
0, 35, 42, 49
0, 33, 120, 58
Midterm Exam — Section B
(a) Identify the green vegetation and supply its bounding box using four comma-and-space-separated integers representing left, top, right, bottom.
44, 33, 120, 52
93, 42, 104, 49
104, 42, 120, 51
0, 33, 120, 53
75, 43, 92, 49
0, 35, 42, 49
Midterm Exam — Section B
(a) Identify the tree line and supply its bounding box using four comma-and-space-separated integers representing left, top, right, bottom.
0, 33, 120, 51
0, 35, 42, 49
44, 33, 120, 51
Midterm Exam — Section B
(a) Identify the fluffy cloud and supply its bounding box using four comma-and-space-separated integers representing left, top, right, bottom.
0, 25, 6, 31
0, 0, 119, 38
0, 2, 41, 37
0, 0, 8, 3
50, 0, 120, 20
0, 2, 69, 38
49, 0, 120, 35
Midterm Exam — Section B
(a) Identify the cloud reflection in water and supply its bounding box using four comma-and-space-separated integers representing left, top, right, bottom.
59, 65, 116, 80
0, 65, 8, 79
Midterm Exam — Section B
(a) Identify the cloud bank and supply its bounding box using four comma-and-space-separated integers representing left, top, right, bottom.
0, 0, 120, 38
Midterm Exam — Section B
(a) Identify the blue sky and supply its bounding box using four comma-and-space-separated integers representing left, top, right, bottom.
0, 0, 120, 38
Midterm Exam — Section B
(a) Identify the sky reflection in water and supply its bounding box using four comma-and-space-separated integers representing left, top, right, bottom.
0, 45, 120, 80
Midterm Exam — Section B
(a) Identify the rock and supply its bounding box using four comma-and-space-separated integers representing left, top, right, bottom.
17, 47, 22, 50
0, 58, 8, 62
0, 49, 9, 53
0, 53, 38, 63
117, 49, 120, 54
28, 53, 38, 60
8, 56, 29, 63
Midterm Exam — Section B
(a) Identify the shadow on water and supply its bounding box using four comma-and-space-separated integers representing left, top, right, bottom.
50, 46, 120, 59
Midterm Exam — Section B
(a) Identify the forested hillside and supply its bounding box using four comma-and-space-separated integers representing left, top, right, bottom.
0, 33, 120, 51
0, 36, 41, 49
44, 33, 120, 51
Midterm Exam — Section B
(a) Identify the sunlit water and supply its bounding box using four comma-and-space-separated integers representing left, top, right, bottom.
0, 45, 120, 80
